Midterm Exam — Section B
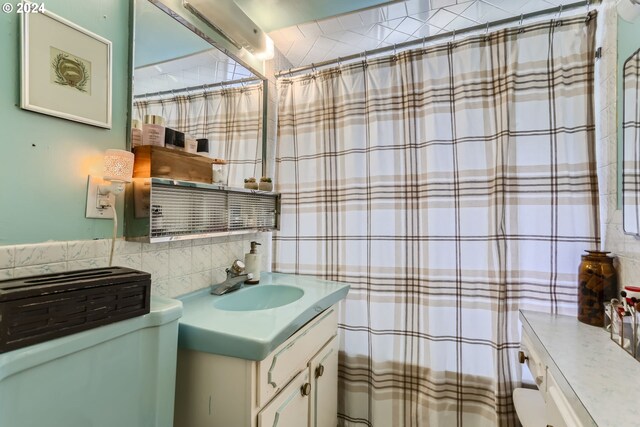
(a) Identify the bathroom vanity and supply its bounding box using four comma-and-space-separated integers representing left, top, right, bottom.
518, 310, 640, 427
173, 273, 349, 427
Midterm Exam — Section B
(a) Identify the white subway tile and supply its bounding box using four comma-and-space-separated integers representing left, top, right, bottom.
0, 246, 14, 269
170, 240, 192, 249
142, 242, 169, 252
168, 275, 191, 298
67, 240, 109, 261
112, 253, 142, 270
67, 258, 109, 271
114, 240, 142, 255
169, 247, 192, 278
192, 245, 212, 272
193, 237, 213, 246
212, 242, 232, 268
191, 270, 213, 292
152, 279, 169, 297
142, 250, 170, 281
13, 262, 67, 279
14, 242, 67, 267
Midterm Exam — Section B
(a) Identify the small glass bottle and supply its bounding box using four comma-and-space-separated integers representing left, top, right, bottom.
131, 119, 143, 148
212, 161, 228, 185
142, 115, 165, 147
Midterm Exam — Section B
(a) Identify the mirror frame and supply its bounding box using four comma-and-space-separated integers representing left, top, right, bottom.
127, 0, 268, 176
622, 47, 640, 236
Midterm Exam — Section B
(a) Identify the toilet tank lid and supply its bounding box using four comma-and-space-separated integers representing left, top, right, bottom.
149, 295, 183, 324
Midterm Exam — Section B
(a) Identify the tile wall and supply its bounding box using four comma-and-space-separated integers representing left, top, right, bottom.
0, 233, 270, 298
597, 0, 640, 290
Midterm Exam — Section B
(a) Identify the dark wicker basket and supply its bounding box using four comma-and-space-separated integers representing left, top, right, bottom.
0, 267, 151, 353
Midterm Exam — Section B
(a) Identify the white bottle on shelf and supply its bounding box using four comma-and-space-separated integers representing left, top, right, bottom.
244, 241, 261, 284
142, 115, 165, 147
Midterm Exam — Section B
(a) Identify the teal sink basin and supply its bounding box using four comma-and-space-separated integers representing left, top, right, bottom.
178, 273, 350, 360
213, 285, 304, 311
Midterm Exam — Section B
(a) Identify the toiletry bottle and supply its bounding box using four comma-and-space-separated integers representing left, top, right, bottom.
142, 115, 166, 147
131, 119, 143, 148
173, 131, 185, 151
244, 241, 261, 284
185, 134, 198, 154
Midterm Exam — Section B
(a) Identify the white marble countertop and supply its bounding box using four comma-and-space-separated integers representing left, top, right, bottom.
520, 310, 640, 427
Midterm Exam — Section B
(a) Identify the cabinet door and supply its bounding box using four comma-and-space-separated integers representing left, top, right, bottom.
257, 308, 337, 408
309, 335, 338, 427
258, 370, 311, 427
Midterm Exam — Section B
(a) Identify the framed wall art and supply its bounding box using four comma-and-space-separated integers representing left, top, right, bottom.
21, 8, 112, 128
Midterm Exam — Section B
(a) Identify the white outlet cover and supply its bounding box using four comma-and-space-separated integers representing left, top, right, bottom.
85, 175, 115, 219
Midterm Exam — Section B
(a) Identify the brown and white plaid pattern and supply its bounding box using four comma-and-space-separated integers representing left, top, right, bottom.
133, 84, 263, 187
274, 13, 598, 427
623, 48, 640, 234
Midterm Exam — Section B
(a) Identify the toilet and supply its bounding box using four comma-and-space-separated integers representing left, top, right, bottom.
0, 296, 182, 427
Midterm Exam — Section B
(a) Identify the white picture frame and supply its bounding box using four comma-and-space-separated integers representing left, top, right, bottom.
21, 7, 112, 128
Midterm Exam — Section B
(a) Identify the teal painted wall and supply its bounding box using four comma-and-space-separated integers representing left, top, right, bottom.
617, 16, 640, 208
0, 0, 131, 245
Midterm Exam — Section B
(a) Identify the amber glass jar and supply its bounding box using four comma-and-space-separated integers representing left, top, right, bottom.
578, 250, 617, 327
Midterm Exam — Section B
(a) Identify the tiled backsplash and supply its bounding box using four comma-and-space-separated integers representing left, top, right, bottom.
0, 233, 271, 298
597, 0, 640, 290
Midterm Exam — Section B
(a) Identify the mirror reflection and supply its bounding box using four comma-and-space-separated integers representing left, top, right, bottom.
623, 48, 640, 235
131, 0, 264, 188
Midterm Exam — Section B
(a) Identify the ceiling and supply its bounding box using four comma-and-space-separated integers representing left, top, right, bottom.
265, 0, 569, 68
235, 0, 405, 32
133, 0, 576, 92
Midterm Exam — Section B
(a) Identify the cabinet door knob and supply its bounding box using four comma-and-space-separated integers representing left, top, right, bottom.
300, 382, 311, 396
518, 351, 528, 364
315, 364, 325, 378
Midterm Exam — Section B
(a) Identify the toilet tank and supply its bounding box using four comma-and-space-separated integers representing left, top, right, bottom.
0, 295, 182, 427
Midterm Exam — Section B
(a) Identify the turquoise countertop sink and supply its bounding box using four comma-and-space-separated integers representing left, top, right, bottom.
177, 272, 350, 360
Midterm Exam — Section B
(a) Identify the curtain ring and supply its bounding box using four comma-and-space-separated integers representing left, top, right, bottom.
585, 0, 592, 22
337, 57, 342, 67
556, 4, 563, 25
518, 14, 524, 33
422, 36, 427, 50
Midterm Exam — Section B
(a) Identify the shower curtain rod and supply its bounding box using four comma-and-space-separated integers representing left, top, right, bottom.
275, 0, 594, 78
133, 76, 262, 99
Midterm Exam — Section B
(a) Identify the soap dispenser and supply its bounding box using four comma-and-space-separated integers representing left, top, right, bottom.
244, 241, 261, 284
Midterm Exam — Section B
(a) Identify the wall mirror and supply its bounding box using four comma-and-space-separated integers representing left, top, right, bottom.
131, 0, 267, 188
623, 48, 640, 235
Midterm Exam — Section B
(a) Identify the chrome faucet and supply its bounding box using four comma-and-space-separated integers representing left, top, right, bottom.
210, 260, 254, 295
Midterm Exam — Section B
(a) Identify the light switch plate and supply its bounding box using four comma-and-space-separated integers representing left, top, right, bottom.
85, 175, 115, 219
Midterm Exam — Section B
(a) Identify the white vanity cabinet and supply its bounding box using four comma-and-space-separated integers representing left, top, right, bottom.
174, 306, 340, 427
517, 310, 640, 427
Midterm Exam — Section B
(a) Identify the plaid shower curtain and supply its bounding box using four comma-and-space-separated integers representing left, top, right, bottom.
133, 84, 263, 187
274, 13, 598, 427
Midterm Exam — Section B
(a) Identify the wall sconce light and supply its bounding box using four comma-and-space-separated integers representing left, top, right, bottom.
86, 149, 135, 219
